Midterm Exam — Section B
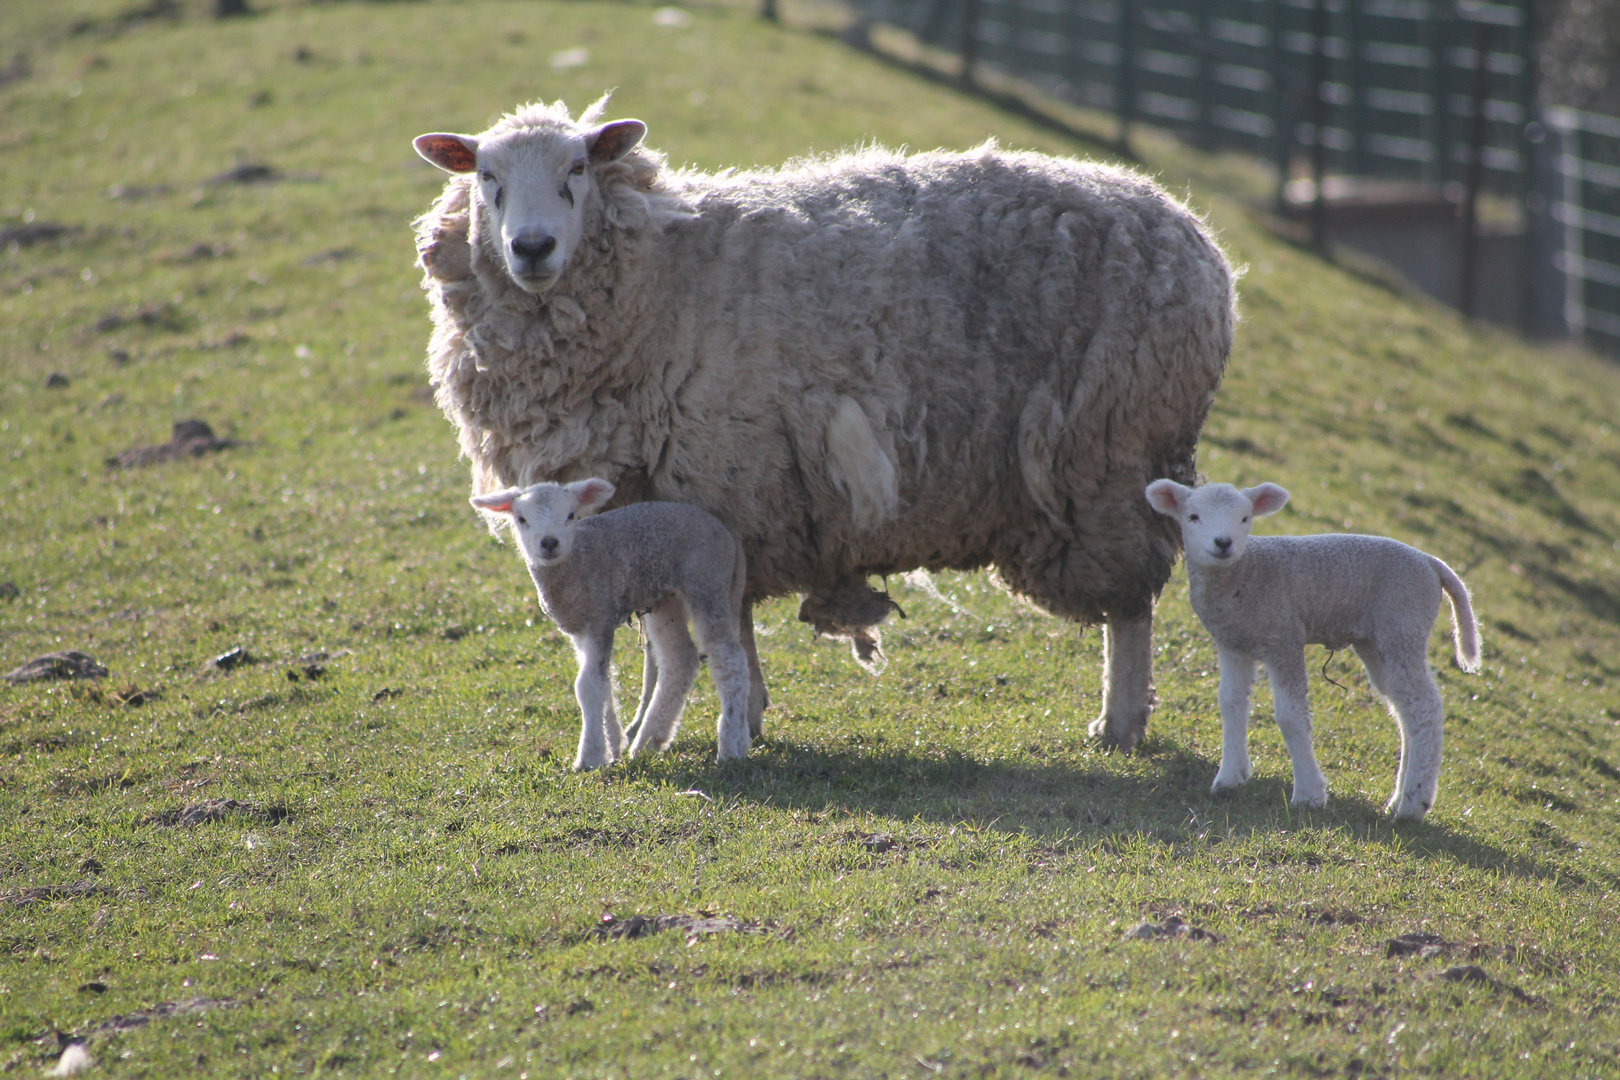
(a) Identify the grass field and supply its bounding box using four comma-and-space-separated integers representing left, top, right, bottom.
3, 0, 1620, 1076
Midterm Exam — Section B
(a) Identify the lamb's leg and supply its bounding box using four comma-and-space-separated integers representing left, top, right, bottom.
626, 595, 699, 756
1371, 644, 1445, 821
623, 616, 660, 748
570, 629, 618, 771
1211, 647, 1257, 793
1267, 652, 1328, 808
1087, 611, 1155, 751
741, 603, 769, 739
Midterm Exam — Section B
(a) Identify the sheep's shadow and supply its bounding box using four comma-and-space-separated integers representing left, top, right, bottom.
662, 735, 1586, 885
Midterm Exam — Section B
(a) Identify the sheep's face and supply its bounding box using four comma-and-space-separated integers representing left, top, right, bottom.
470, 479, 617, 569
414, 119, 646, 293
1145, 480, 1289, 569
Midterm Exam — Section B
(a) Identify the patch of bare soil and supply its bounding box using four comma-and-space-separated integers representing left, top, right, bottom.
107, 420, 237, 468
81, 996, 237, 1035
1124, 916, 1221, 944
5, 651, 109, 685
144, 798, 290, 828
1, 881, 114, 907
592, 913, 787, 944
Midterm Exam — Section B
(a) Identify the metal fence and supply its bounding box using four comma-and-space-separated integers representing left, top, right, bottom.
842, 0, 1620, 358
1547, 107, 1620, 356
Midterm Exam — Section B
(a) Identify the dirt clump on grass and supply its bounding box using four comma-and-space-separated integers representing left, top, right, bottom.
5, 651, 109, 685
1124, 916, 1221, 944
593, 913, 784, 944
2, 881, 115, 907
107, 420, 237, 469
144, 798, 290, 828
80, 996, 237, 1036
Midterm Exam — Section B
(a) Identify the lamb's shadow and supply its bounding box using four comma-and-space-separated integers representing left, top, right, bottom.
666, 736, 1590, 885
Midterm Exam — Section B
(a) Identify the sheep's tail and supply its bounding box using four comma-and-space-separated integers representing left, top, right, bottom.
1430, 555, 1481, 673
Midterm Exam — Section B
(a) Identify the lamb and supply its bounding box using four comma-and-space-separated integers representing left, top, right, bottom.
470, 478, 753, 769
1144, 479, 1481, 820
413, 95, 1235, 750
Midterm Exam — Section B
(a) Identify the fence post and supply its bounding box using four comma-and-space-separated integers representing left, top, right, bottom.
1271, 0, 1291, 213
1116, 0, 1136, 154
1458, 19, 1490, 319
1311, 0, 1332, 253
959, 0, 981, 88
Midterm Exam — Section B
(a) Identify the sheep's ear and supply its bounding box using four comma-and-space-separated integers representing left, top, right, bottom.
1244, 483, 1290, 517
567, 478, 617, 515
585, 120, 646, 165
1144, 479, 1190, 517
470, 488, 521, 515
414, 133, 479, 174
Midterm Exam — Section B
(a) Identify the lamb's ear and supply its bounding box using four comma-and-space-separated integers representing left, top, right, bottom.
414, 133, 479, 174
567, 478, 617, 515
1144, 479, 1191, 517
1243, 483, 1290, 517
470, 488, 521, 515
585, 120, 647, 165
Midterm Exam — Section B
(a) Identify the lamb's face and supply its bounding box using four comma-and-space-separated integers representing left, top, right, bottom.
470, 478, 617, 570
1145, 480, 1290, 569
414, 118, 647, 294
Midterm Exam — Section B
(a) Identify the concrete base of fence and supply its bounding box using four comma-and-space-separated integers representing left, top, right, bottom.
1281, 177, 1530, 333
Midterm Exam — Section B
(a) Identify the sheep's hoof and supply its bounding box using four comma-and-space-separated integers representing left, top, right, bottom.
1210, 772, 1250, 794
1289, 790, 1328, 809
1087, 713, 1146, 752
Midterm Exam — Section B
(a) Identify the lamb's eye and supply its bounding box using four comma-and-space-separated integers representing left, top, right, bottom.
569, 159, 586, 176
1189, 514, 1199, 523
1242, 516, 1249, 523
566, 512, 575, 521
479, 171, 497, 184
517, 516, 526, 525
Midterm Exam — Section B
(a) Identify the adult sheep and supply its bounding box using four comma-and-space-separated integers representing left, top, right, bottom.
413, 96, 1235, 751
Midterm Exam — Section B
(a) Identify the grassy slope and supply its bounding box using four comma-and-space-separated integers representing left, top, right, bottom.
2, 1, 1619, 1077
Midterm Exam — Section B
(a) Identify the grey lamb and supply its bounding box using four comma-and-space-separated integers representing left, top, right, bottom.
472, 479, 751, 769
1145, 479, 1481, 820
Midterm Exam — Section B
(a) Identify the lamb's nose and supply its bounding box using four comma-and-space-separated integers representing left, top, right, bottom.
539, 536, 560, 555
1214, 536, 1232, 552
511, 234, 557, 262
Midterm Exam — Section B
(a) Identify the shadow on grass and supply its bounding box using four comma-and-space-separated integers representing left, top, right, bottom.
651, 735, 1591, 886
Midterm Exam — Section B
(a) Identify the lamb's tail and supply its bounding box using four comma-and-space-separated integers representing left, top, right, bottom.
1430, 555, 1481, 673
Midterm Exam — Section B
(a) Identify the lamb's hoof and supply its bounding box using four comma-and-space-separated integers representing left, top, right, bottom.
1088, 713, 1146, 752
1386, 796, 1432, 822
1289, 790, 1328, 809
1210, 770, 1250, 794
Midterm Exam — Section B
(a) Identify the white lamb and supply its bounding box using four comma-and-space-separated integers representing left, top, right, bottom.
1145, 479, 1481, 820
471, 479, 752, 769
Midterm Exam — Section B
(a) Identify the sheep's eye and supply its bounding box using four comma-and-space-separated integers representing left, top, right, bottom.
517, 515, 526, 525
1188, 514, 1199, 523
569, 159, 586, 176
566, 512, 575, 521
479, 171, 497, 184
1242, 516, 1249, 523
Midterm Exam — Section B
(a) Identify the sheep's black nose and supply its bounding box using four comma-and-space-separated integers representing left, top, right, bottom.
511, 234, 557, 262
1214, 537, 1232, 551
539, 536, 560, 554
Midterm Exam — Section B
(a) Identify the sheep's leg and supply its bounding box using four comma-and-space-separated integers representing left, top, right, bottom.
741, 603, 770, 739
627, 595, 699, 756
570, 629, 619, 772
1087, 611, 1155, 752
1266, 653, 1328, 808
623, 616, 660, 748
1370, 643, 1445, 821
1211, 647, 1257, 793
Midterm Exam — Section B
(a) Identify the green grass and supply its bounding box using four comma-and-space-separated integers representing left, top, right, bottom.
3, 0, 1620, 1077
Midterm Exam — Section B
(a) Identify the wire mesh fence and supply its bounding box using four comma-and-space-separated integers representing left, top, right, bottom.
839, 0, 1620, 358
